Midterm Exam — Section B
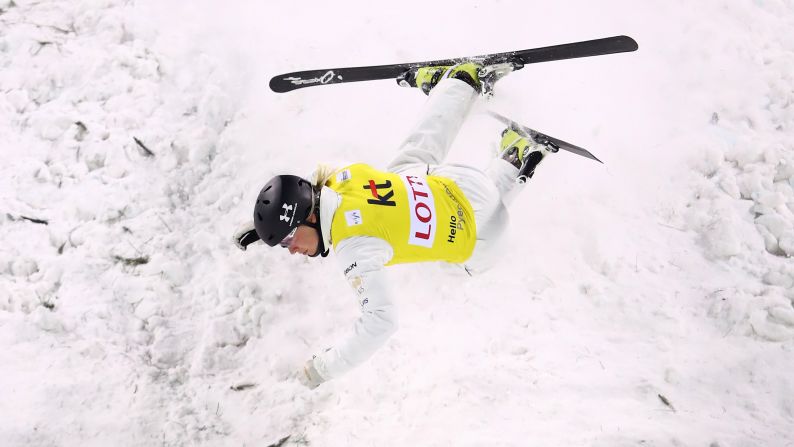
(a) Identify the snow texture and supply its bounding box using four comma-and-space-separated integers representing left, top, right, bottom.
1, 0, 793, 446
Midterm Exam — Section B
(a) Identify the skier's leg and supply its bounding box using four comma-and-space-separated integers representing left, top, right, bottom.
485, 158, 524, 207
433, 129, 556, 275
430, 163, 508, 275
386, 79, 478, 174
485, 127, 556, 206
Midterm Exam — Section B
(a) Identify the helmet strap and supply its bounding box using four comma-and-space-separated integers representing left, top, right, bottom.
305, 188, 329, 258
304, 218, 329, 258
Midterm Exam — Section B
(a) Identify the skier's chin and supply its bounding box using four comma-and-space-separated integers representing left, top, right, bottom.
307, 245, 320, 258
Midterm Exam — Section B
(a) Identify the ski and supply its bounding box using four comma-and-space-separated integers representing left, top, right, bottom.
269, 35, 638, 93
486, 110, 603, 164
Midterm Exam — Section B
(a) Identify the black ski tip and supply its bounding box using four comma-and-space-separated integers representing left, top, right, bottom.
269, 76, 285, 93
616, 35, 639, 52
269, 76, 293, 93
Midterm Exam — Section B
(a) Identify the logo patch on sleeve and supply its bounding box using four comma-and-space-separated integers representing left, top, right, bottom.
345, 209, 362, 226
348, 276, 365, 296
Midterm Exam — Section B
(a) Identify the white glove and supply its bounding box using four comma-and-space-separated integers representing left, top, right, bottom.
298, 358, 326, 389
233, 221, 260, 251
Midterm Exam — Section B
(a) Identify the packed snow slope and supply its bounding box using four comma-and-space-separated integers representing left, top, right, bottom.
1, 0, 793, 446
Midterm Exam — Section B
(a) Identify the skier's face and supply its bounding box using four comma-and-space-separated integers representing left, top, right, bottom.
286, 224, 319, 257
286, 225, 318, 256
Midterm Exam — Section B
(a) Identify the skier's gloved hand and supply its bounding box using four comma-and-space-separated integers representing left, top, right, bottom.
298, 358, 326, 390
233, 221, 261, 251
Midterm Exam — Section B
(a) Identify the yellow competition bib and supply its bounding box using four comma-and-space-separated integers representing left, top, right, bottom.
326, 163, 476, 265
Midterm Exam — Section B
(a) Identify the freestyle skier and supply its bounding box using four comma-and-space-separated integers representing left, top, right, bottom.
234, 63, 555, 389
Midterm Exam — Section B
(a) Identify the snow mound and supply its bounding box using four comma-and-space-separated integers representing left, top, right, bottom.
682, 118, 794, 342
0, 0, 247, 443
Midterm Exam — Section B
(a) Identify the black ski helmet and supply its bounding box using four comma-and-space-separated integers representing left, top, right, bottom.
253, 175, 315, 246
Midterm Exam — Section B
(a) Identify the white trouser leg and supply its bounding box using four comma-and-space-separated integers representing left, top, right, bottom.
431, 163, 507, 275
384, 78, 528, 274
386, 79, 477, 174
485, 157, 525, 207
434, 158, 526, 274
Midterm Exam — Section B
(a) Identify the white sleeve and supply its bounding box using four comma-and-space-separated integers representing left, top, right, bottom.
312, 236, 398, 380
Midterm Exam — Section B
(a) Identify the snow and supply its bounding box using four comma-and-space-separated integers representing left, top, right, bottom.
1, 0, 793, 445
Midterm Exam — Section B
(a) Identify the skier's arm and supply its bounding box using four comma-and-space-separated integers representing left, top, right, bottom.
311, 237, 398, 381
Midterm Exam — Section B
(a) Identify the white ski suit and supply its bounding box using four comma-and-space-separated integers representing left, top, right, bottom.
311, 78, 523, 381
